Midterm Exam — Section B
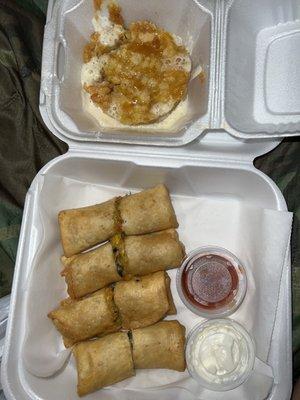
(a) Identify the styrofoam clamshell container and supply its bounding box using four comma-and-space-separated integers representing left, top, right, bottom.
39, 0, 300, 146
0, 0, 296, 399
0, 133, 293, 400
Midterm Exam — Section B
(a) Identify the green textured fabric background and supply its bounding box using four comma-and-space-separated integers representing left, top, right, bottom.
0, 0, 299, 383
0, 0, 67, 295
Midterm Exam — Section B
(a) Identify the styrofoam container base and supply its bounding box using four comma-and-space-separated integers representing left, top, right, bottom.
1, 133, 292, 400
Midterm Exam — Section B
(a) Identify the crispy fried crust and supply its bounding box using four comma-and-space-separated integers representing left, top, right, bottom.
73, 332, 134, 396
61, 242, 121, 299
48, 287, 121, 346
58, 185, 178, 257
114, 271, 175, 330
58, 198, 118, 257
132, 320, 186, 371
124, 228, 184, 278
119, 184, 178, 236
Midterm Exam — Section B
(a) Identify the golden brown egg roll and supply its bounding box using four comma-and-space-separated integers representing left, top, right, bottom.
62, 229, 184, 299
48, 287, 121, 347
61, 242, 122, 299
123, 229, 185, 278
58, 198, 119, 257
119, 184, 178, 236
73, 332, 134, 397
114, 271, 176, 330
58, 185, 178, 257
132, 320, 186, 371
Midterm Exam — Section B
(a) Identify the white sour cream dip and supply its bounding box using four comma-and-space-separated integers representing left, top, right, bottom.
186, 319, 255, 391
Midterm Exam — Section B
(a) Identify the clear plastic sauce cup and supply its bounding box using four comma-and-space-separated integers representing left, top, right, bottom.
185, 319, 256, 391
176, 246, 247, 318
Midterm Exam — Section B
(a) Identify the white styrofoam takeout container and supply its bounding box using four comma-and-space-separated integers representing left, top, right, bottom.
0, 132, 293, 400
39, 0, 300, 145
1, 0, 296, 399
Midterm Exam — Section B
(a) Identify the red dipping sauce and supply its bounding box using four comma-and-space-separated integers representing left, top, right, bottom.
177, 247, 247, 317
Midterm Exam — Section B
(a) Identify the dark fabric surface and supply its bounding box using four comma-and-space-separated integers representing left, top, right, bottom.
0, 0, 299, 382
0, 0, 67, 295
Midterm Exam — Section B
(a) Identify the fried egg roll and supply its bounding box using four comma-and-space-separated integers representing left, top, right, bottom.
62, 229, 184, 299
48, 287, 120, 347
132, 320, 186, 371
58, 185, 178, 257
58, 198, 119, 257
114, 271, 176, 330
61, 242, 122, 299
123, 229, 185, 278
119, 184, 178, 236
73, 332, 134, 397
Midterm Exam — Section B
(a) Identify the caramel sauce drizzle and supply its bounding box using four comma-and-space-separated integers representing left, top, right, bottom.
93, 0, 102, 11
83, 4, 191, 125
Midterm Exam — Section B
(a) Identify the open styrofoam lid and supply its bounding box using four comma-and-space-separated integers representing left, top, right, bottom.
40, 0, 299, 148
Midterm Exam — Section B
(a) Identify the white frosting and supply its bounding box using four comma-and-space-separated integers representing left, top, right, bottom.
93, 11, 125, 47
81, 90, 189, 132
187, 321, 254, 387
81, 56, 108, 86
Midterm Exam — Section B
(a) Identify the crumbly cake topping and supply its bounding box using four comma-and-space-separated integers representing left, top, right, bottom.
83, 2, 191, 125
